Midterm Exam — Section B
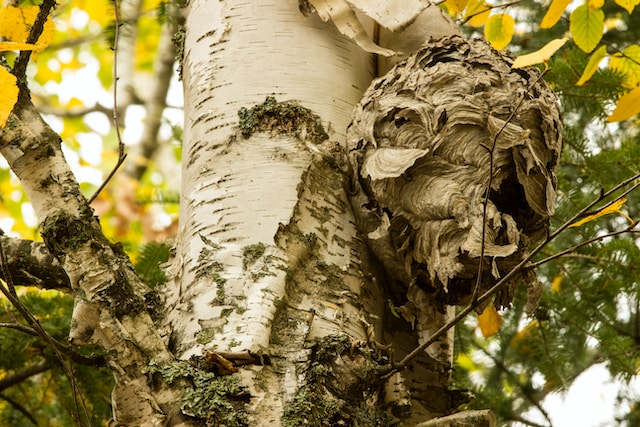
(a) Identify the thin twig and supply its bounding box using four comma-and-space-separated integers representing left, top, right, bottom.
529, 223, 639, 268
0, 280, 93, 425
473, 341, 553, 426
0, 321, 107, 366
472, 69, 549, 303
11, 0, 57, 79
0, 322, 38, 336
0, 244, 94, 425
88, 0, 127, 204
0, 359, 50, 391
461, 0, 523, 24
0, 394, 38, 426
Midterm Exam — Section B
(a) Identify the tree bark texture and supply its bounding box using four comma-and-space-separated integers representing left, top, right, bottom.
0, 1, 563, 426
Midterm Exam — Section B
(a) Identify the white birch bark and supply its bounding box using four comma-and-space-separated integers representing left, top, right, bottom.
165, 0, 373, 358
162, 2, 383, 423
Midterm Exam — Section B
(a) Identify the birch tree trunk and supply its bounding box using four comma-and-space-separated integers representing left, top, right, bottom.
162, 0, 467, 425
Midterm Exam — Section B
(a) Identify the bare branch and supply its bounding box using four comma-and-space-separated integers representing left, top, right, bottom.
0, 321, 107, 366
11, 0, 57, 79
88, 0, 135, 204
125, 4, 182, 180
0, 359, 50, 392
530, 223, 639, 268
0, 394, 38, 426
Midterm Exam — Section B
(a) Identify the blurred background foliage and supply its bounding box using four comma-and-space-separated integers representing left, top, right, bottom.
1, 0, 640, 425
450, 0, 640, 425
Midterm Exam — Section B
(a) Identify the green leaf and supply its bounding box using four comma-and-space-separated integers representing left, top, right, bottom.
484, 13, 515, 51
570, 3, 604, 53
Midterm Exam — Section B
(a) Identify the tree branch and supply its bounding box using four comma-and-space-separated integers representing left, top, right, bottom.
11, 0, 57, 79
0, 394, 38, 426
0, 235, 70, 291
124, 4, 182, 180
0, 321, 107, 366
0, 71, 190, 426
0, 359, 50, 392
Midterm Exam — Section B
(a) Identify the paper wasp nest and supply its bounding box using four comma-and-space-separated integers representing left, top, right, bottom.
347, 35, 563, 310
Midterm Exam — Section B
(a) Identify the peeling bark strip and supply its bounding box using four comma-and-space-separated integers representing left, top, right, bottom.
347, 35, 562, 318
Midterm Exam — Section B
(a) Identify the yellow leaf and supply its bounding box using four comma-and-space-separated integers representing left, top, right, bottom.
66, 97, 85, 109
540, 0, 573, 28
445, 0, 469, 15
456, 353, 478, 371
0, 6, 54, 49
607, 87, 640, 122
512, 37, 569, 69
478, 305, 502, 338
0, 68, 18, 128
81, 0, 113, 26
589, 0, 605, 8
576, 45, 607, 86
484, 13, 514, 51
610, 45, 640, 88
551, 274, 563, 292
465, 0, 492, 27
569, 197, 633, 225
510, 320, 539, 355
615, 0, 640, 13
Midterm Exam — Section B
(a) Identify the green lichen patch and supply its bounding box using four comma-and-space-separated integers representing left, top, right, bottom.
196, 328, 218, 345
148, 359, 249, 426
237, 96, 329, 143
282, 335, 393, 427
172, 24, 186, 80
242, 242, 266, 269
41, 210, 97, 254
